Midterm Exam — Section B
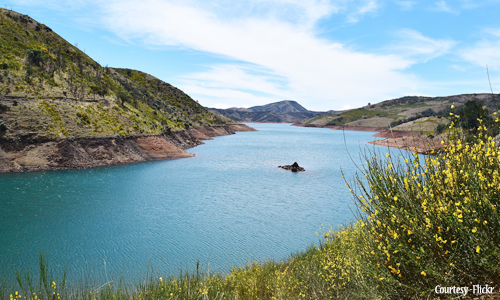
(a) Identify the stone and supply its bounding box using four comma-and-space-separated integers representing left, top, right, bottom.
279, 162, 305, 172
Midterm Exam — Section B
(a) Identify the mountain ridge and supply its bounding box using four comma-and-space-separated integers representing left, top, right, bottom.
209, 100, 336, 123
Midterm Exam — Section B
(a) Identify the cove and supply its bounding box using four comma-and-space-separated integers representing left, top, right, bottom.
0, 123, 387, 283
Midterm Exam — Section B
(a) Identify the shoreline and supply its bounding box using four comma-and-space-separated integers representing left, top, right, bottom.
292, 123, 444, 154
0, 124, 256, 173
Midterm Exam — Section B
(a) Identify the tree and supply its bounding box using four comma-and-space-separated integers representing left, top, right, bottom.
27, 49, 47, 67
457, 100, 491, 133
116, 88, 131, 106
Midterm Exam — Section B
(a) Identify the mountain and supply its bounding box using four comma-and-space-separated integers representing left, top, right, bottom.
246, 100, 308, 113
0, 8, 254, 172
209, 100, 336, 123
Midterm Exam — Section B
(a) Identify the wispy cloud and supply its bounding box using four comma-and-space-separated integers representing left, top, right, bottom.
395, 1, 416, 10
460, 30, 500, 69
388, 29, 457, 62
11, 0, 426, 109
90, 0, 418, 109
345, 0, 380, 23
432, 1, 459, 14
459, 0, 500, 9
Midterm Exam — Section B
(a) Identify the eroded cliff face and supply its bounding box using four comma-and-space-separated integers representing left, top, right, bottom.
0, 124, 256, 172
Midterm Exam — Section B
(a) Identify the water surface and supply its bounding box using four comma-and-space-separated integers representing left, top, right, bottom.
0, 123, 388, 282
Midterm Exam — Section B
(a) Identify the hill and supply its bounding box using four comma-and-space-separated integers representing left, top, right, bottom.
297, 93, 500, 153
246, 100, 308, 113
301, 93, 499, 130
209, 100, 336, 122
0, 8, 254, 172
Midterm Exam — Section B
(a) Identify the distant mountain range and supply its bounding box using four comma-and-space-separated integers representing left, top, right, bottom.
209, 100, 336, 123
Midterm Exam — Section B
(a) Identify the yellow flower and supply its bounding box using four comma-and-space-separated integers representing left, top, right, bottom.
421, 271, 426, 276
450, 263, 454, 267
472, 227, 477, 233
476, 246, 480, 253
483, 221, 488, 225
451, 104, 455, 109
159, 277, 163, 282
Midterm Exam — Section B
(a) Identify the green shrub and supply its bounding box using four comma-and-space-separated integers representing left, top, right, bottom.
76, 112, 91, 125
348, 111, 500, 297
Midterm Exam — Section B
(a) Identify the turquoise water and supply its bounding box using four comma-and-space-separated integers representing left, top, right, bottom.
0, 123, 387, 283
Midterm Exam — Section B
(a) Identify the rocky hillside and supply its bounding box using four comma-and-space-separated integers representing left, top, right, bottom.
209, 100, 335, 122
301, 93, 499, 132
0, 8, 254, 172
296, 93, 500, 154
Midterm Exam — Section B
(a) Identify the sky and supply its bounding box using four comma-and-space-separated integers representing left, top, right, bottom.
4, 0, 500, 111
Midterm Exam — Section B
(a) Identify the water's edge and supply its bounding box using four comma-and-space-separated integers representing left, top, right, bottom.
0, 124, 256, 172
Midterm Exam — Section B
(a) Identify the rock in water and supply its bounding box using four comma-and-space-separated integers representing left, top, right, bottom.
279, 162, 305, 172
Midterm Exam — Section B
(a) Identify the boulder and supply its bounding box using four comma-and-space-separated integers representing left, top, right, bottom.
279, 162, 305, 172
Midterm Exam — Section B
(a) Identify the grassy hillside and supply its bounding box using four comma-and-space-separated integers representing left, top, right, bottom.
0, 8, 233, 142
304, 94, 500, 133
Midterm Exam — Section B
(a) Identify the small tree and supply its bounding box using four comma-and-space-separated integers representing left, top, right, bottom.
27, 49, 47, 67
116, 88, 131, 106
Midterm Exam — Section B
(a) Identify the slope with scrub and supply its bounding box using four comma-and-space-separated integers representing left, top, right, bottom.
0, 8, 253, 172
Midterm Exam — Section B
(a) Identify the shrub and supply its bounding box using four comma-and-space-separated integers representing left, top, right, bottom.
27, 49, 47, 67
435, 123, 447, 134
347, 112, 500, 297
0, 103, 8, 112
76, 112, 91, 125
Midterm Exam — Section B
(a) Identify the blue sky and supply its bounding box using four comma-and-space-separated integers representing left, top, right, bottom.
6, 0, 500, 110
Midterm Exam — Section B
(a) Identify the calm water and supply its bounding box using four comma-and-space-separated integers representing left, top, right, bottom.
0, 123, 387, 283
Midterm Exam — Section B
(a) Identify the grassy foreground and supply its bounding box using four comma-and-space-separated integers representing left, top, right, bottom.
3, 111, 500, 300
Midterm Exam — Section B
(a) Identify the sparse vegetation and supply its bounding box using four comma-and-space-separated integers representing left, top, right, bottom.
0, 8, 234, 142
307, 93, 500, 135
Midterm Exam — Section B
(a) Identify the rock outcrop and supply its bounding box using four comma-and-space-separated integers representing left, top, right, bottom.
279, 162, 305, 172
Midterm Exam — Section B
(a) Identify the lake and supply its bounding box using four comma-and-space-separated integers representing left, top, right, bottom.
0, 123, 388, 283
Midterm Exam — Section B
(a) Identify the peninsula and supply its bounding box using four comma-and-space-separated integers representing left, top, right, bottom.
0, 8, 255, 172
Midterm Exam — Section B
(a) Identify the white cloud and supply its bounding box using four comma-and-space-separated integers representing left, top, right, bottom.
12, 0, 426, 110
345, 0, 380, 23
179, 65, 293, 104
459, 0, 500, 9
395, 1, 416, 10
461, 40, 500, 70
458, 28, 500, 70
388, 29, 457, 62
94, 0, 419, 110
432, 1, 459, 14
450, 64, 468, 72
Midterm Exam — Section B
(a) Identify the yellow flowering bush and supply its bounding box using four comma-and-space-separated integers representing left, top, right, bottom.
348, 114, 500, 295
